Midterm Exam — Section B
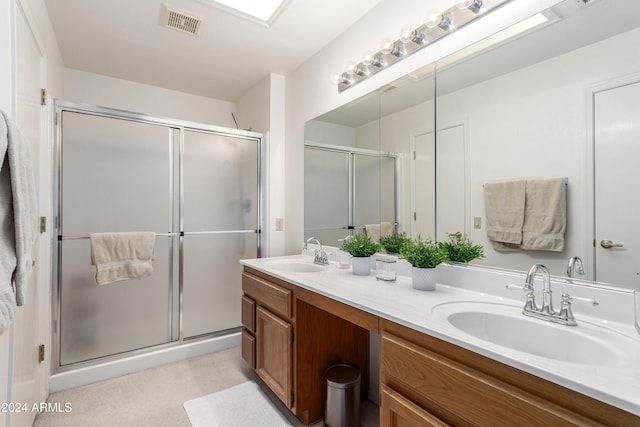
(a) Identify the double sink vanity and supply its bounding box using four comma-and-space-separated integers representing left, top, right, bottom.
240, 253, 640, 425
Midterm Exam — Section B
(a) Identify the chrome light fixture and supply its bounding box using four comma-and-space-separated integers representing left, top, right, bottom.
456, 0, 485, 14
335, 0, 513, 92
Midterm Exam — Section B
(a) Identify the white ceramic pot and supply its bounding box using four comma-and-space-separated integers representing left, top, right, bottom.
411, 266, 438, 291
351, 256, 371, 276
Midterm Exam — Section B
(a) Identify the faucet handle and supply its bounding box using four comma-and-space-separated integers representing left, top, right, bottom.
505, 284, 525, 291
558, 294, 578, 326
314, 248, 330, 265
565, 294, 599, 307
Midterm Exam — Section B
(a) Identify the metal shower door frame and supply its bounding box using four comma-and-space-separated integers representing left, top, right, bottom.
52, 100, 264, 371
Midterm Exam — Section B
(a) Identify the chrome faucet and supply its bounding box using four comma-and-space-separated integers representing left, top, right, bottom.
506, 263, 599, 326
566, 256, 585, 278
522, 263, 577, 326
304, 237, 329, 265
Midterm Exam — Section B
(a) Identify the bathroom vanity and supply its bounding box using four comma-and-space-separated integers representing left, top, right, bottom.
240, 255, 640, 426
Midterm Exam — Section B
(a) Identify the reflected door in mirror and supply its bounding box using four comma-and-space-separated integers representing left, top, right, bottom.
595, 80, 640, 287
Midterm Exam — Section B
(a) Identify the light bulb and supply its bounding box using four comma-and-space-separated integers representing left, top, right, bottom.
380, 38, 395, 55
455, 0, 483, 13
425, 8, 442, 28
345, 61, 357, 74
426, 10, 453, 31
331, 72, 352, 86
362, 50, 374, 65
363, 51, 385, 68
399, 27, 415, 44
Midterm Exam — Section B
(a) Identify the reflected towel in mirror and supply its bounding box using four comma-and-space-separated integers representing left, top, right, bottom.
484, 178, 566, 252
364, 222, 394, 242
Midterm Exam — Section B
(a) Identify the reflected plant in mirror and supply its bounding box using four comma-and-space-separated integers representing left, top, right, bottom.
341, 232, 381, 258
439, 234, 484, 264
380, 230, 411, 254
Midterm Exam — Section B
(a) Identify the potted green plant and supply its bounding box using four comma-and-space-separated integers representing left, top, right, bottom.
439, 234, 484, 264
379, 230, 411, 254
399, 236, 448, 291
342, 232, 381, 276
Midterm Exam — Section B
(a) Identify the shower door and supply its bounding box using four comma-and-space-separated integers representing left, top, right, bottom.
56, 104, 262, 367
181, 130, 259, 338
304, 145, 397, 245
304, 148, 350, 245
58, 111, 176, 365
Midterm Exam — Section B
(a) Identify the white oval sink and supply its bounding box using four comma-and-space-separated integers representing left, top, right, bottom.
432, 302, 638, 365
266, 261, 323, 273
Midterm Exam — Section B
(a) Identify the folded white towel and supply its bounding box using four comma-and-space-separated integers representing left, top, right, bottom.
484, 178, 566, 252
484, 180, 526, 245
521, 178, 566, 251
364, 224, 381, 243
380, 222, 394, 238
90, 232, 156, 285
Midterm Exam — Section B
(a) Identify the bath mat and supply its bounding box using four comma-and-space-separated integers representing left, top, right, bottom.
184, 381, 293, 427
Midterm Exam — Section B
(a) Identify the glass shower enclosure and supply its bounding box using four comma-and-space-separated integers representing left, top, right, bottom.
304, 144, 397, 246
54, 102, 262, 368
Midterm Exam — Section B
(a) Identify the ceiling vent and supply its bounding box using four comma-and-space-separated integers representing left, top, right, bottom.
160, 4, 205, 36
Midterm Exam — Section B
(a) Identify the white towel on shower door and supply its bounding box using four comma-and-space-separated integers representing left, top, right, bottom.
90, 232, 156, 285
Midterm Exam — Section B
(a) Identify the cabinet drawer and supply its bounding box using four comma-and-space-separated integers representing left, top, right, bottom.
241, 328, 256, 369
242, 272, 292, 318
381, 332, 592, 426
381, 387, 449, 427
241, 295, 256, 332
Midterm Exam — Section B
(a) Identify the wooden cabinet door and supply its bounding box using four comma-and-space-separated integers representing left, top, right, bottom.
381, 388, 449, 427
256, 306, 293, 408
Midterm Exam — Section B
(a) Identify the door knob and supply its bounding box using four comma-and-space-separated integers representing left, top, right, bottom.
448, 231, 462, 239
600, 239, 623, 249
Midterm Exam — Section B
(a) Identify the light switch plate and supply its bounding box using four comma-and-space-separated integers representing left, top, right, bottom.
474, 217, 482, 229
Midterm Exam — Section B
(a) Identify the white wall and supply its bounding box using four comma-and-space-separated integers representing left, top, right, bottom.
63, 69, 236, 128
236, 73, 287, 257
305, 121, 356, 147
285, 0, 565, 253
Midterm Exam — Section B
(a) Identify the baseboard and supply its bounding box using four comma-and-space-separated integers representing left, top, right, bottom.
50, 333, 241, 393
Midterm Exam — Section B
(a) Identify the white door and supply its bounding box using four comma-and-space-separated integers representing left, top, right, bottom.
412, 132, 435, 239
594, 81, 640, 288
12, 2, 47, 426
436, 125, 466, 242
412, 127, 466, 241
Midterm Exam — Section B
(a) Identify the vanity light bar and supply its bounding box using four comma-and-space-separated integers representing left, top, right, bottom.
336, 0, 513, 93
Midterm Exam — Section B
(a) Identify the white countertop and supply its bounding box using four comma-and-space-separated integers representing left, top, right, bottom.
241, 254, 640, 416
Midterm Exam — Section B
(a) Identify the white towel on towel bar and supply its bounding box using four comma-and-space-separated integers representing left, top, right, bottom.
521, 178, 566, 251
484, 180, 526, 246
484, 178, 566, 252
90, 232, 156, 285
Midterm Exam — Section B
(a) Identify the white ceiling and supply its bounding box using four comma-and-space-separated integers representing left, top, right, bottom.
43, 0, 384, 101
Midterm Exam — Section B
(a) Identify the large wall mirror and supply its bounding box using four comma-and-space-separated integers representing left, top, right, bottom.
304, 0, 640, 290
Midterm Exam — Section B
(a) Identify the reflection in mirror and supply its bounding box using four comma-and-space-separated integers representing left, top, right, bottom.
435, 0, 640, 288
304, 66, 437, 247
304, 92, 398, 247
304, 0, 640, 291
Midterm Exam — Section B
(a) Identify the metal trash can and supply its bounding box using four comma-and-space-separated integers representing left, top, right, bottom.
324, 364, 361, 427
